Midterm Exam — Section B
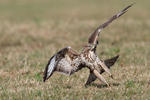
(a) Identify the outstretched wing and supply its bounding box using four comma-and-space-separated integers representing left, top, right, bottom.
43, 47, 79, 82
88, 4, 134, 45
85, 55, 119, 86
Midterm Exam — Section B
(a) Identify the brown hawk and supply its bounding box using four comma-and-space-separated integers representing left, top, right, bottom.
43, 4, 133, 86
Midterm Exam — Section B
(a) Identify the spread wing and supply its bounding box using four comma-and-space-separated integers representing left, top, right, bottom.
43, 47, 79, 82
88, 4, 134, 45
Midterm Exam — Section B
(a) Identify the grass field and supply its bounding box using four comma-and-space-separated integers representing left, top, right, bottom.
0, 0, 150, 100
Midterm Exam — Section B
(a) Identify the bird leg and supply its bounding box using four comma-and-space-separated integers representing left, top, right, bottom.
85, 55, 119, 86
98, 60, 113, 79
93, 69, 110, 86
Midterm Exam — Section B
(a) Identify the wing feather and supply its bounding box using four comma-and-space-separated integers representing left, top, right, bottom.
43, 55, 56, 82
47, 56, 56, 78
43, 47, 79, 82
43, 47, 69, 82
88, 3, 134, 45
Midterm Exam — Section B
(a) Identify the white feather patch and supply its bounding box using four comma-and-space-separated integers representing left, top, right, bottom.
47, 55, 56, 78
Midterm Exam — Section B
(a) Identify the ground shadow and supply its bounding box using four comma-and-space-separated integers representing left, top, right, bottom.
86, 82, 120, 88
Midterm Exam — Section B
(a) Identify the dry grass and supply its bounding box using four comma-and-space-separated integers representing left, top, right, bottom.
0, 0, 150, 100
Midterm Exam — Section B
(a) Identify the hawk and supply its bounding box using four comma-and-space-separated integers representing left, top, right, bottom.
43, 4, 133, 86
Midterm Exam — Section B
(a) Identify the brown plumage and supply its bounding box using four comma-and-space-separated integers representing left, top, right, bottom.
43, 4, 133, 86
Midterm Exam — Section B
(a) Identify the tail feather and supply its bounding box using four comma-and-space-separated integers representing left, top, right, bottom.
99, 55, 119, 74
104, 55, 119, 68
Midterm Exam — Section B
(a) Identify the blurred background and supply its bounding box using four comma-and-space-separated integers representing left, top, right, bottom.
0, 0, 150, 99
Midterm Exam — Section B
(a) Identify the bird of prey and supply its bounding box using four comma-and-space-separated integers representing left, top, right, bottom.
43, 4, 133, 86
